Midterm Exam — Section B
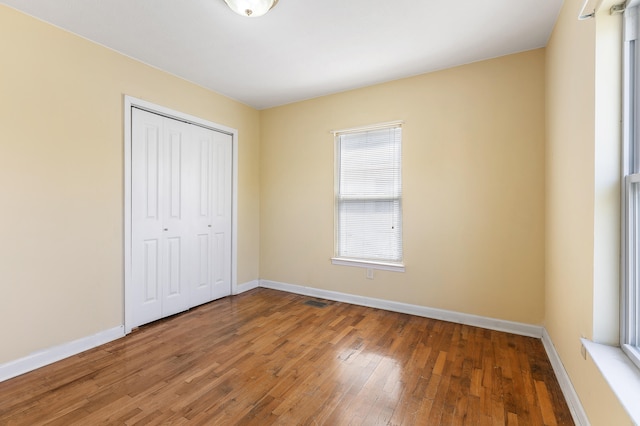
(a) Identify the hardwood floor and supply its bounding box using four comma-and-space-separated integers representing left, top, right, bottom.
0, 288, 573, 425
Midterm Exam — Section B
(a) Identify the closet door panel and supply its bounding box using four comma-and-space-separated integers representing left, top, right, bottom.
211, 133, 232, 299
131, 109, 165, 327
160, 120, 191, 317
191, 232, 212, 307
190, 129, 215, 306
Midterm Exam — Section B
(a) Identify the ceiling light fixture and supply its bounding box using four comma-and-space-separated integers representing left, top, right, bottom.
223, 0, 278, 17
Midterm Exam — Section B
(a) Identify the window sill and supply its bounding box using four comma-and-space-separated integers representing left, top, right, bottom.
331, 257, 405, 272
581, 338, 640, 423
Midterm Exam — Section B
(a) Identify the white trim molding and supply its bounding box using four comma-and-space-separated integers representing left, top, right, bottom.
331, 257, 405, 272
582, 339, 640, 424
0, 326, 124, 383
330, 120, 404, 136
259, 279, 543, 338
541, 330, 590, 425
235, 279, 260, 294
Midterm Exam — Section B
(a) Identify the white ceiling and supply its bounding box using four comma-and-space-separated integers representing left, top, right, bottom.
1, 0, 563, 109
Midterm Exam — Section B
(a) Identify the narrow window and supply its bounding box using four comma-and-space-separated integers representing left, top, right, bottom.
622, 4, 640, 370
332, 122, 404, 272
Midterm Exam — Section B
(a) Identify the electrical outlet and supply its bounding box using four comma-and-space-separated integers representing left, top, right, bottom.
366, 268, 374, 279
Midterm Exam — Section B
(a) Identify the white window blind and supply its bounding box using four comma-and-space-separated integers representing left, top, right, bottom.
334, 124, 403, 266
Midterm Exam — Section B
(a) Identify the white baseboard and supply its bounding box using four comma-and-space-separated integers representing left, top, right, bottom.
235, 279, 260, 294
0, 326, 125, 383
542, 329, 589, 425
259, 279, 543, 338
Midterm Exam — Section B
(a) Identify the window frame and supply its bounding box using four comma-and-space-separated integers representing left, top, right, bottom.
622, 3, 640, 371
331, 121, 405, 272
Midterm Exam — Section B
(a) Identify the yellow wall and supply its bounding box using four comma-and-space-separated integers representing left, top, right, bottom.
260, 50, 546, 325
545, 0, 630, 423
0, 5, 260, 364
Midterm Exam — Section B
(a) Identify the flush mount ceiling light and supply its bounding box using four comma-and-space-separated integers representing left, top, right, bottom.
223, 0, 278, 17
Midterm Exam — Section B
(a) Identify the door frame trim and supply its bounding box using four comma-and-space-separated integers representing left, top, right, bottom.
123, 95, 238, 334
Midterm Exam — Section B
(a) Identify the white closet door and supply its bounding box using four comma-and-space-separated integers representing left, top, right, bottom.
160, 117, 192, 317
131, 109, 166, 326
191, 126, 215, 306
131, 108, 232, 328
190, 127, 233, 304
211, 132, 233, 299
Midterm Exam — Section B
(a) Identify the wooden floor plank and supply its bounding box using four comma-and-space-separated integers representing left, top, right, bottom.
0, 288, 574, 425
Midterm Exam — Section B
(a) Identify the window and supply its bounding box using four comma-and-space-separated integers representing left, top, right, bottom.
331, 122, 404, 272
622, 3, 640, 370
